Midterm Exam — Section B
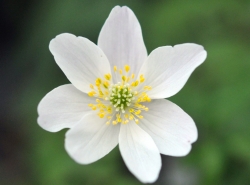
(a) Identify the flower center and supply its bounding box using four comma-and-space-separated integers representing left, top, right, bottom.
109, 84, 134, 112
87, 65, 151, 125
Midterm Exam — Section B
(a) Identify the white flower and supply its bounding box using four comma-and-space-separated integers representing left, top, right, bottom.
37, 6, 207, 183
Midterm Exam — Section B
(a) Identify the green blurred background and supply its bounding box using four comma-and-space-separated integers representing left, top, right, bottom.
1, 0, 250, 184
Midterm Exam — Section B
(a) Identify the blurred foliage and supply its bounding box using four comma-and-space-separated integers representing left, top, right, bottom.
1, 0, 250, 185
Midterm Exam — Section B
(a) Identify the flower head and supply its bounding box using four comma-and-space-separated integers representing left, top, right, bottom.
37, 6, 207, 183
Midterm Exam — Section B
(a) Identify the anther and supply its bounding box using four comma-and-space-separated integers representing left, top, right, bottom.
99, 113, 105, 118
95, 78, 102, 86
105, 73, 111, 80
124, 65, 130, 72
122, 76, 126, 81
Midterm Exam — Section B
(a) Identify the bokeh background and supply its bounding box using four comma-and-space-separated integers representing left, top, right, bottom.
1, 0, 250, 184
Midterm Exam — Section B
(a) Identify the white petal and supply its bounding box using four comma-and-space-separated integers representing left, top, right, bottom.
139, 99, 198, 156
138, 44, 207, 98
65, 112, 120, 164
49, 33, 112, 93
119, 121, 161, 183
37, 84, 96, 132
98, 6, 147, 81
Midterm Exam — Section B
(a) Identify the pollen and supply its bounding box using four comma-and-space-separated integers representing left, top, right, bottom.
87, 65, 152, 125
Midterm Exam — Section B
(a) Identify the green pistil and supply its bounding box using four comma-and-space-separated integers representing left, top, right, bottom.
110, 86, 133, 112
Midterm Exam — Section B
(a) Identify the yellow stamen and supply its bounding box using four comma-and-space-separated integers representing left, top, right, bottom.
103, 81, 109, 88
95, 78, 102, 86
140, 75, 145, 83
99, 90, 104, 96
134, 81, 139, 86
99, 113, 105, 118
104, 73, 111, 80
135, 110, 141, 115
124, 65, 130, 72
88, 91, 96, 97
138, 115, 143, 119
122, 76, 126, 81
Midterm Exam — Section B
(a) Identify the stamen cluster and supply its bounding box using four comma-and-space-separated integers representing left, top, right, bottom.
87, 64, 152, 125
